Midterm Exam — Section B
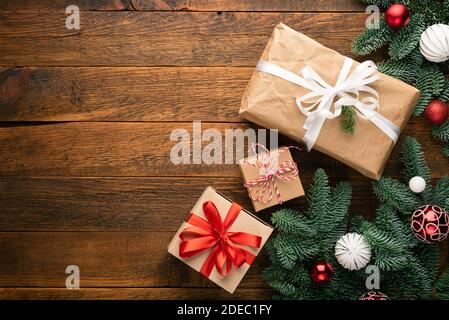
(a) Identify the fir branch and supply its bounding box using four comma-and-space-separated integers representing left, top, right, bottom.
269, 280, 298, 299
340, 105, 356, 134
415, 243, 439, 284
414, 65, 446, 115
377, 58, 418, 84
374, 204, 417, 248
432, 121, 449, 143
400, 136, 431, 184
443, 144, 449, 157
271, 208, 315, 236
325, 182, 352, 246
352, 17, 393, 56
388, 14, 426, 60
271, 234, 298, 270
436, 271, 449, 300
431, 176, 449, 206
437, 79, 449, 101
306, 169, 332, 222
372, 178, 420, 215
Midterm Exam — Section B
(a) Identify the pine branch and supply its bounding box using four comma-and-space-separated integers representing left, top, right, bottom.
388, 14, 426, 60
352, 17, 393, 56
324, 182, 352, 247
400, 136, 431, 184
436, 271, 449, 300
306, 169, 332, 222
443, 144, 449, 157
340, 105, 356, 134
431, 176, 449, 206
414, 65, 446, 116
374, 204, 417, 248
437, 79, 449, 101
432, 121, 449, 143
377, 58, 418, 84
271, 208, 315, 236
372, 178, 419, 215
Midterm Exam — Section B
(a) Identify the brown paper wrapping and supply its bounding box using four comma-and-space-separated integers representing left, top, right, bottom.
239, 147, 305, 212
240, 23, 420, 180
167, 186, 273, 294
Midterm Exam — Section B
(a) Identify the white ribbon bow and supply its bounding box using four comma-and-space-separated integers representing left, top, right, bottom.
256, 58, 400, 151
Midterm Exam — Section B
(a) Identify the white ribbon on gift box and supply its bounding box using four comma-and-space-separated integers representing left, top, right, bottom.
256, 58, 400, 151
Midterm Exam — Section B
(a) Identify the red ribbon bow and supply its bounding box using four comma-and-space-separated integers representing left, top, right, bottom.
243, 144, 300, 204
179, 201, 262, 277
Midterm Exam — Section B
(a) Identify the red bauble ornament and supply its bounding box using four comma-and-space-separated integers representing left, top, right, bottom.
424, 100, 449, 125
309, 260, 333, 284
384, 4, 410, 29
411, 205, 449, 243
359, 291, 389, 300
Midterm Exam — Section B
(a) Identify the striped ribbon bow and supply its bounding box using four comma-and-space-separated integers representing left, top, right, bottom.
242, 144, 300, 205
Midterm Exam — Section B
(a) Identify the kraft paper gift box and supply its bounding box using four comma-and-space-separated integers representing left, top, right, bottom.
167, 186, 273, 294
239, 146, 305, 212
240, 23, 420, 180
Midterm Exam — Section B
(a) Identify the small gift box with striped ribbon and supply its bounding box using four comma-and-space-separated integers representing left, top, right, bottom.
239, 144, 305, 212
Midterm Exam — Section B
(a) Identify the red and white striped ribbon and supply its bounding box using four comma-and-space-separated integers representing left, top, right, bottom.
242, 144, 300, 205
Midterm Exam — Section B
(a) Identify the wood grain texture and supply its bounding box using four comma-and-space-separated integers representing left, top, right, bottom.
0, 12, 369, 66
0, 67, 250, 122
1, 3, 448, 300
0, 121, 447, 178
0, 176, 380, 232
130, 0, 364, 11
0, 288, 272, 300
0, 232, 268, 288
0, 0, 132, 11
0, 0, 363, 12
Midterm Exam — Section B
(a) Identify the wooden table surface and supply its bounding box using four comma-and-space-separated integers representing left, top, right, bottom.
0, 0, 448, 300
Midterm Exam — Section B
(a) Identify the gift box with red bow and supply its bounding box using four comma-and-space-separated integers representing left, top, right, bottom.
240, 145, 305, 212
167, 187, 273, 293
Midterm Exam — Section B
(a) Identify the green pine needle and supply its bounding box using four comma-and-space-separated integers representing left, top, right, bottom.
414, 65, 446, 116
432, 122, 449, 143
372, 178, 419, 215
340, 105, 356, 134
388, 14, 426, 60
436, 272, 449, 300
352, 17, 393, 56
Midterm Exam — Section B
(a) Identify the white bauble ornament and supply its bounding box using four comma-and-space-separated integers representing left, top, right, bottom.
420, 24, 449, 63
335, 233, 371, 271
409, 176, 426, 193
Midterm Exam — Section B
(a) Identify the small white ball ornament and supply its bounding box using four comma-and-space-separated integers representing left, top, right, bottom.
420, 24, 449, 63
335, 233, 371, 271
409, 176, 426, 193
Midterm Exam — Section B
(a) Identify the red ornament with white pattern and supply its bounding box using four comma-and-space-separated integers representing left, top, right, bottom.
411, 205, 449, 243
359, 291, 389, 300
309, 260, 333, 285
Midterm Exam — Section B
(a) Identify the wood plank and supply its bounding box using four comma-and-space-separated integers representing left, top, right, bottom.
0, 67, 250, 122
0, 0, 132, 11
0, 0, 364, 12
0, 232, 269, 288
133, 0, 364, 11
0, 176, 381, 232
0, 288, 272, 300
0, 121, 446, 178
0, 12, 370, 66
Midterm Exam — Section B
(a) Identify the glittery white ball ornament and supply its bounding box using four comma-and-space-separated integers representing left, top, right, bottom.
420, 24, 449, 63
335, 233, 371, 271
409, 176, 426, 193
